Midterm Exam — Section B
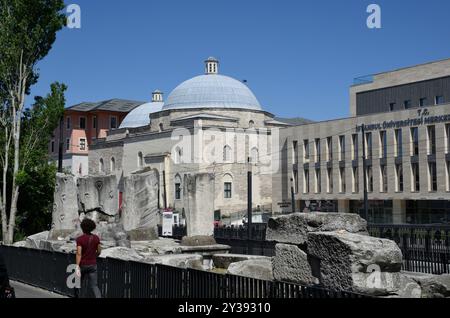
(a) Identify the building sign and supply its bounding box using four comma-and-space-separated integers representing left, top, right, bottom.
356, 109, 450, 132
277, 201, 291, 208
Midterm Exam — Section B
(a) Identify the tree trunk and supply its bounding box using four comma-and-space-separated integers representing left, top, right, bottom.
6, 55, 27, 244
1, 125, 8, 243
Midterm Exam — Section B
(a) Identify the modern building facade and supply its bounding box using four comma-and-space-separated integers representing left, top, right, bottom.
49, 99, 144, 176
274, 58, 450, 224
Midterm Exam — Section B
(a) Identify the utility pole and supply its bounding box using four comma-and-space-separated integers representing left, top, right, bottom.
247, 157, 252, 254
163, 170, 167, 209
360, 124, 369, 221
58, 116, 63, 173
290, 178, 295, 213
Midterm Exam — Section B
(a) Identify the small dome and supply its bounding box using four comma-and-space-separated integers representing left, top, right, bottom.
119, 101, 164, 128
163, 74, 262, 111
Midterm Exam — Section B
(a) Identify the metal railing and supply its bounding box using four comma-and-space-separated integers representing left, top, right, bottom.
368, 224, 450, 274
213, 223, 450, 274
0, 246, 368, 298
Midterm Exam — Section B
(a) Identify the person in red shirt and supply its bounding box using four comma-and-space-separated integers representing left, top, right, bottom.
76, 218, 102, 298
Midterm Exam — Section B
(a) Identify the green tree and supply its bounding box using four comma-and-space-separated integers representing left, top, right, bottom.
0, 0, 66, 243
16, 82, 66, 238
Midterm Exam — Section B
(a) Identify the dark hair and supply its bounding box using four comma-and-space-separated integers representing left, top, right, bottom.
80, 218, 96, 234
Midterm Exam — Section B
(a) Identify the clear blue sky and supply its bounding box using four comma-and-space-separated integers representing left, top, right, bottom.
28, 0, 450, 121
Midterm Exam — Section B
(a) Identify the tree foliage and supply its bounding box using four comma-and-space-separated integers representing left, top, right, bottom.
0, 0, 66, 243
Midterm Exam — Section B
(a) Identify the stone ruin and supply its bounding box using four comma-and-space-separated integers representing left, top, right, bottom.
49, 170, 159, 244
265, 212, 449, 298
14, 170, 230, 271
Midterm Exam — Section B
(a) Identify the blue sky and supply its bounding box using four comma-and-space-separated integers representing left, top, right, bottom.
28, 0, 450, 121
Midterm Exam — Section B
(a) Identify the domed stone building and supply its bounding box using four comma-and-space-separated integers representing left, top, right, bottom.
89, 57, 291, 219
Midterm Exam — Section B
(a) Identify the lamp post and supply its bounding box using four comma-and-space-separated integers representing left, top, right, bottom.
247, 157, 252, 255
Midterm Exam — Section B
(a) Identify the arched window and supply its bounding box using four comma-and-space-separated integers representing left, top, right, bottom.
174, 174, 182, 200
174, 147, 182, 164
250, 147, 259, 163
223, 173, 233, 199
99, 158, 104, 173
249, 120, 255, 128
159, 123, 163, 132
138, 152, 144, 168
223, 145, 232, 162
110, 157, 116, 172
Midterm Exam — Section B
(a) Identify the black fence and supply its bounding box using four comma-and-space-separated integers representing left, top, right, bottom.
0, 245, 368, 298
157, 224, 186, 240
213, 223, 450, 274
368, 224, 450, 274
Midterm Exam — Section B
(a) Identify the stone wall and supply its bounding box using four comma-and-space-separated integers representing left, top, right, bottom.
183, 173, 215, 236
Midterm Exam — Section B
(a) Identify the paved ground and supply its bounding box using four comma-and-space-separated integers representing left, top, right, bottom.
10, 281, 67, 298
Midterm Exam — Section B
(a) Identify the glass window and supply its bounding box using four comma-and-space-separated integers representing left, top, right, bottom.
396, 164, 403, 192
315, 168, 321, 193
79, 138, 86, 151
379, 131, 387, 158
352, 134, 358, 160
327, 168, 333, 193
339, 135, 345, 161
66, 138, 70, 151
365, 132, 372, 159
411, 163, 420, 192
447, 161, 450, 192
110, 116, 117, 129
93, 116, 97, 129
339, 167, 346, 193
410, 127, 419, 156
224, 182, 232, 198
79, 117, 86, 129
304, 169, 310, 193
51, 141, 55, 153
304, 140, 310, 160
428, 162, 437, 192
327, 137, 333, 161
292, 141, 298, 165
427, 126, 436, 155
380, 165, 388, 193
435, 95, 445, 105
389, 103, 396, 112
404, 100, 412, 109
99, 158, 104, 173
110, 157, 116, 172
66, 117, 71, 130
419, 98, 428, 107
395, 129, 402, 157
446, 124, 450, 154
367, 166, 373, 192
293, 170, 299, 194
315, 138, 321, 162
175, 183, 181, 200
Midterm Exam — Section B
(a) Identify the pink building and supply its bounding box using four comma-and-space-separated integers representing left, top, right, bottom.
49, 99, 144, 176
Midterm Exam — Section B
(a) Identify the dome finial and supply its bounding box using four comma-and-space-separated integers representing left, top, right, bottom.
152, 90, 163, 102
205, 57, 219, 75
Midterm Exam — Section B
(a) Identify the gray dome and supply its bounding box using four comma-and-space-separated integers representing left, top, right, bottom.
163, 74, 262, 111
119, 101, 164, 128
